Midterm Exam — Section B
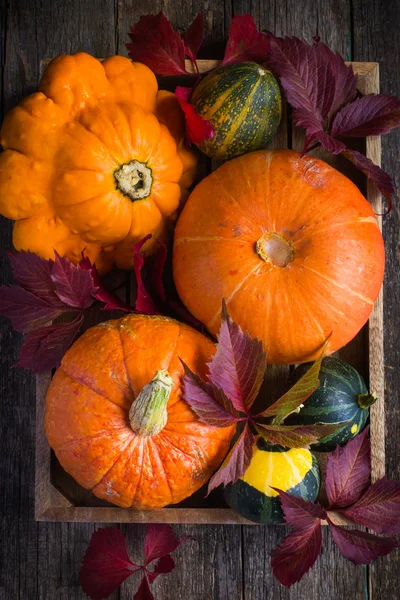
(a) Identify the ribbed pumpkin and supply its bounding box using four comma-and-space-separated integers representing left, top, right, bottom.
173, 150, 385, 364
286, 357, 375, 451
224, 440, 320, 524
190, 62, 281, 161
0, 53, 197, 273
45, 315, 234, 509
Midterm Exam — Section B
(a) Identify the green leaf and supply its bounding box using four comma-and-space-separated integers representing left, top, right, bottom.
257, 337, 331, 425
254, 422, 347, 449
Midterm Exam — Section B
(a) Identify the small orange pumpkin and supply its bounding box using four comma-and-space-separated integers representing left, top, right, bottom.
173, 150, 385, 364
0, 53, 197, 272
45, 315, 233, 509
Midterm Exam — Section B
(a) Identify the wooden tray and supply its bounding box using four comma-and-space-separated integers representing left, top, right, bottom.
35, 59, 384, 524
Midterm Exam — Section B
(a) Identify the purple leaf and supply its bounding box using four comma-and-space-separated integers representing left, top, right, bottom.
222, 14, 270, 66
147, 554, 175, 584
183, 13, 204, 66
342, 149, 395, 208
182, 362, 240, 427
258, 337, 329, 423
270, 521, 323, 587
15, 315, 83, 373
144, 525, 193, 565
0, 285, 66, 332
316, 44, 358, 117
80, 257, 134, 312
329, 521, 398, 565
8, 251, 65, 307
255, 422, 344, 449
332, 94, 400, 138
312, 130, 346, 154
339, 477, 400, 534
273, 489, 327, 528
207, 424, 254, 494
134, 575, 154, 600
326, 426, 371, 509
208, 300, 266, 413
79, 527, 140, 600
51, 252, 97, 309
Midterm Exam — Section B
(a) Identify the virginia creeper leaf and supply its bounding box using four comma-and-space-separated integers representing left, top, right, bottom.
147, 554, 175, 584
15, 315, 83, 373
134, 575, 154, 600
339, 477, 400, 534
208, 300, 266, 413
222, 14, 270, 66
328, 521, 398, 565
316, 43, 358, 117
79, 527, 140, 600
326, 425, 371, 509
183, 13, 204, 67
175, 86, 215, 144
0, 285, 67, 332
258, 338, 329, 423
270, 521, 323, 587
127, 12, 188, 75
182, 362, 240, 427
8, 251, 65, 307
273, 489, 327, 528
331, 94, 400, 138
342, 149, 395, 208
80, 257, 134, 312
51, 251, 97, 309
144, 524, 193, 565
255, 422, 345, 449
207, 424, 255, 493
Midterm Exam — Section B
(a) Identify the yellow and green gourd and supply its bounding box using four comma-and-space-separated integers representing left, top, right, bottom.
190, 61, 282, 161
224, 439, 320, 524
286, 357, 376, 451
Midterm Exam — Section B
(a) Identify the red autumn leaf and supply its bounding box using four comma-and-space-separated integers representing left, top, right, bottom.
15, 315, 83, 373
316, 42, 358, 117
331, 94, 400, 138
222, 14, 270, 66
127, 12, 187, 76
0, 285, 67, 332
273, 490, 327, 528
134, 575, 154, 600
258, 337, 329, 423
328, 521, 398, 565
342, 149, 395, 209
79, 527, 140, 600
207, 424, 255, 494
183, 13, 204, 68
175, 86, 215, 145
207, 300, 266, 413
133, 235, 161, 315
182, 362, 240, 427
8, 250, 65, 307
311, 130, 346, 154
144, 524, 193, 565
270, 521, 323, 587
51, 251, 97, 309
326, 425, 371, 509
80, 257, 134, 312
147, 554, 175, 584
255, 422, 344, 449
339, 477, 400, 534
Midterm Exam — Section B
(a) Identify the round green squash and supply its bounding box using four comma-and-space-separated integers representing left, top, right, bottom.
287, 357, 376, 451
224, 439, 320, 524
190, 61, 282, 161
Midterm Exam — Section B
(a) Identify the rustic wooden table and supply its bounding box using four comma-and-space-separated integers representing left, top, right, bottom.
1, 1, 399, 598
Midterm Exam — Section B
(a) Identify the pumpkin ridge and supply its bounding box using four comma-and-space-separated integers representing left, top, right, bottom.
59, 366, 130, 412
131, 438, 148, 505
288, 272, 327, 341
208, 261, 264, 330
159, 431, 206, 465
54, 427, 131, 451
162, 425, 233, 442
302, 264, 375, 305
149, 438, 174, 504
117, 327, 136, 398
79, 435, 134, 489
91, 435, 139, 495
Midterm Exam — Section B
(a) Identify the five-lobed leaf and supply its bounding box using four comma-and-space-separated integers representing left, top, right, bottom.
339, 477, 400, 534
326, 426, 371, 509
328, 520, 398, 565
208, 300, 266, 413
331, 94, 400, 138
222, 14, 270, 66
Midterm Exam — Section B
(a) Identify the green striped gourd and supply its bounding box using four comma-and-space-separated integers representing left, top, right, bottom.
287, 357, 376, 451
190, 61, 281, 161
224, 439, 320, 524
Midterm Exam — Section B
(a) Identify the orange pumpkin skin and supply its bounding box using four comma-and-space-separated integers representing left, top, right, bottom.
45, 315, 233, 509
0, 53, 197, 273
173, 150, 385, 364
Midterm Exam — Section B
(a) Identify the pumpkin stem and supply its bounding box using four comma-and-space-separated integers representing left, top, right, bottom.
357, 393, 377, 409
256, 232, 294, 268
114, 160, 153, 201
129, 370, 173, 437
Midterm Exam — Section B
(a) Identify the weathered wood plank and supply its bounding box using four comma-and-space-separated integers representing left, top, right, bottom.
353, 1, 400, 598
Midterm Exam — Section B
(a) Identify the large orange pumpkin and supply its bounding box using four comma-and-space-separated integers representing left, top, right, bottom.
45, 315, 233, 509
173, 150, 385, 364
0, 53, 197, 272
